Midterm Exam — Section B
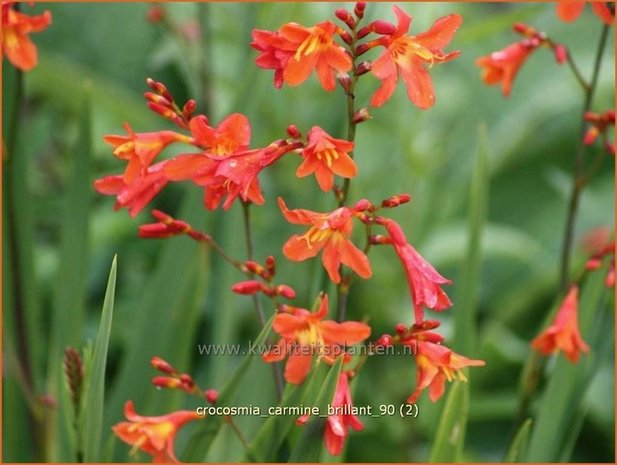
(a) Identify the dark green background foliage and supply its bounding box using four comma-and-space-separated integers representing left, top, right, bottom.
2, 2, 614, 462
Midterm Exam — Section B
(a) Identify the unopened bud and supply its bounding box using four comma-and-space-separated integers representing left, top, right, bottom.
513, 22, 537, 37
586, 257, 602, 270
369, 234, 391, 245
353, 199, 372, 212
355, 43, 371, 56
395, 323, 407, 334
144, 91, 172, 107
265, 255, 276, 276
352, 107, 371, 124
205, 389, 218, 404
354, 2, 366, 19
553, 44, 567, 64
583, 127, 600, 146
151, 356, 175, 374
605, 263, 615, 288
337, 72, 352, 93
231, 280, 264, 295
355, 61, 372, 76
183, 99, 196, 119
381, 193, 411, 208
146, 78, 173, 102
276, 285, 296, 299
179, 374, 195, 389
153, 376, 182, 389
376, 334, 393, 347
339, 30, 353, 45
335, 9, 355, 29
245, 260, 269, 279
146, 5, 165, 23
139, 223, 176, 239
286, 124, 301, 139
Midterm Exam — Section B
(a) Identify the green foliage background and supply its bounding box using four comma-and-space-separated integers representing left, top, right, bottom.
2, 2, 614, 462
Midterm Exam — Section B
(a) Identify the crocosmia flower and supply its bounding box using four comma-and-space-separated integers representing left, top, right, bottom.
297, 126, 357, 191
1, 1, 51, 71
531, 286, 590, 363
112, 400, 201, 462
556, 1, 613, 25
476, 40, 539, 96
296, 371, 364, 456
279, 197, 371, 283
252, 20, 352, 91
95, 160, 170, 217
370, 6, 462, 108
263, 294, 371, 384
104, 123, 191, 183
382, 218, 452, 323
407, 341, 485, 403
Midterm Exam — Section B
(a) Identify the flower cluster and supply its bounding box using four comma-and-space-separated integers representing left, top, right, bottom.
99, 3, 487, 460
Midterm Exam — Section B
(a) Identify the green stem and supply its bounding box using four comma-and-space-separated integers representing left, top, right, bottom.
558, 23, 610, 292
336, 25, 361, 323
240, 202, 284, 400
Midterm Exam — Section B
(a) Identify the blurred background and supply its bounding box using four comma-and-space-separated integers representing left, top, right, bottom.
2, 2, 614, 462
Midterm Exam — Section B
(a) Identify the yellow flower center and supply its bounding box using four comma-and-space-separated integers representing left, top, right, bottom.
295, 30, 328, 60
315, 148, 339, 168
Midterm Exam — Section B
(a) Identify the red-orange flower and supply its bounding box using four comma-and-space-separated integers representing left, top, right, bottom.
382, 218, 452, 323
531, 286, 590, 363
94, 160, 170, 217
296, 371, 363, 455
370, 6, 462, 108
279, 198, 371, 283
1, 1, 51, 71
112, 400, 201, 462
407, 341, 485, 403
296, 126, 357, 191
263, 294, 371, 384
476, 40, 539, 96
252, 20, 352, 91
104, 123, 191, 183
556, 1, 613, 25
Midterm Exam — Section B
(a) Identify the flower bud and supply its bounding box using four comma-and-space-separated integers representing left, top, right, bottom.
183, 99, 196, 119
205, 389, 218, 404
337, 72, 352, 93
352, 107, 371, 124
371, 20, 396, 35
146, 5, 165, 23
151, 356, 176, 374
231, 280, 264, 295
355, 61, 372, 76
354, 2, 366, 19
139, 223, 176, 239
265, 255, 276, 277
513, 22, 537, 37
369, 234, 391, 245
353, 199, 373, 212
381, 193, 411, 208
339, 30, 353, 45
286, 124, 301, 139
245, 260, 270, 279
152, 376, 182, 389
375, 334, 393, 347
275, 284, 296, 299
605, 262, 615, 288
553, 44, 567, 64
395, 323, 407, 334
179, 374, 195, 390
335, 9, 355, 29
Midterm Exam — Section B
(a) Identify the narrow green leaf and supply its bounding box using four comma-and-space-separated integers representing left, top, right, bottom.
454, 124, 489, 355
429, 381, 469, 462
526, 266, 609, 461
182, 314, 274, 461
245, 361, 327, 462
288, 357, 344, 463
83, 256, 118, 462
504, 418, 532, 462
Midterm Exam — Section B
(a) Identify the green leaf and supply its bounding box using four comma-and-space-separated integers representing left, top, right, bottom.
182, 314, 274, 461
245, 361, 327, 462
504, 418, 532, 462
288, 357, 344, 462
454, 124, 489, 355
429, 381, 469, 462
526, 265, 610, 461
83, 256, 118, 461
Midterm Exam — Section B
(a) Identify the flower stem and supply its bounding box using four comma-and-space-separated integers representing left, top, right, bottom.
240, 202, 284, 400
558, 23, 610, 292
336, 24, 361, 323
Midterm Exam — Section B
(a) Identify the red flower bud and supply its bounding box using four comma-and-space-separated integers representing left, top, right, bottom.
395, 323, 407, 334
286, 124, 301, 139
183, 99, 196, 119
354, 2, 366, 19
179, 374, 195, 390
371, 20, 396, 35
586, 257, 602, 270
146, 5, 165, 23
355, 61, 372, 76
265, 255, 276, 277
151, 356, 176, 374
369, 234, 391, 245
152, 376, 182, 389
231, 280, 264, 295
353, 199, 373, 212
335, 9, 355, 29
553, 44, 568, 64
352, 107, 371, 124
205, 389, 218, 404
513, 22, 537, 37
337, 72, 352, 93
245, 260, 269, 279
275, 284, 296, 299
376, 334, 393, 347
381, 193, 411, 208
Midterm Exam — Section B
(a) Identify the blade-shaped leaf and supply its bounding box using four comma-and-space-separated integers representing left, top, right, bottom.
429, 380, 469, 462
288, 357, 344, 462
504, 418, 532, 462
83, 256, 118, 461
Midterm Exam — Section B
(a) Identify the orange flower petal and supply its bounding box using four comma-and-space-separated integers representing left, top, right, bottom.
319, 320, 371, 345
338, 238, 372, 279
556, 2, 585, 22
285, 352, 313, 384
413, 14, 463, 50
399, 59, 435, 109
283, 235, 325, 261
